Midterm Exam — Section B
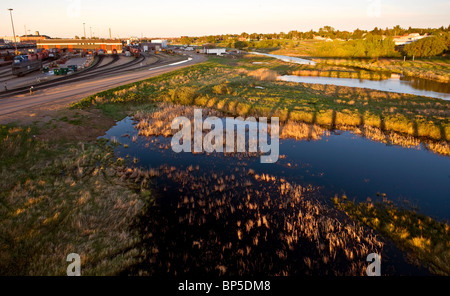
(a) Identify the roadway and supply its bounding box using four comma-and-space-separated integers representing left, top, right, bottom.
0, 52, 206, 123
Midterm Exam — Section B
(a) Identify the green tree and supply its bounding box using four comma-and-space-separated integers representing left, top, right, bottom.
234, 40, 248, 50
404, 36, 448, 57
206, 36, 216, 44
180, 36, 193, 45
352, 28, 365, 39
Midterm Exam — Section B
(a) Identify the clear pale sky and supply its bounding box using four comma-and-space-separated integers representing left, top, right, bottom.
1, 0, 449, 38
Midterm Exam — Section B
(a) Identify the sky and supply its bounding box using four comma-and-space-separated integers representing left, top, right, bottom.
1, 0, 449, 38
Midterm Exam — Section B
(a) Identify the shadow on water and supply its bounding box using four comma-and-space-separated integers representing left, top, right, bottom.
102, 114, 448, 275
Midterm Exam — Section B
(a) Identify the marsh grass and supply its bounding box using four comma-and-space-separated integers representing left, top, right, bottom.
333, 196, 450, 275
313, 57, 450, 83
121, 163, 384, 276
0, 123, 151, 275
134, 104, 330, 144
60, 54, 450, 275
70, 55, 450, 156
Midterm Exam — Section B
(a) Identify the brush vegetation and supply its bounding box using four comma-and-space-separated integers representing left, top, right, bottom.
0, 118, 151, 275
333, 195, 450, 275
71, 54, 450, 156
3, 50, 449, 275
311, 57, 450, 83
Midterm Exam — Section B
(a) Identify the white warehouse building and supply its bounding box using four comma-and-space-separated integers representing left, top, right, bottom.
206, 48, 227, 56
151, 39, 168, 48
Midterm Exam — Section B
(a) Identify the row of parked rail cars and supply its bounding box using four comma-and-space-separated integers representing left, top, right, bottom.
11, 49, 59, 76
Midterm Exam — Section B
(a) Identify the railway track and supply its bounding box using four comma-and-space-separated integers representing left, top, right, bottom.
96, 54, 120, 69
0, 57, 103, 83
0, 68, 11, 76
0, 53, 186, 99
0, 55, 113, 98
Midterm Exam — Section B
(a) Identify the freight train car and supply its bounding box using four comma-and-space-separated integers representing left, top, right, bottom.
11, 55, 42, 76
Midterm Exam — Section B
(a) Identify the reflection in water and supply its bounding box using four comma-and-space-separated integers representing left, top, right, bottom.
103, 111, 450, 220
126, 166, 385, 276
280, 75, 450, 100
103, 115, 440, 275
250, 52, 449, 100
402, 76, 450, 94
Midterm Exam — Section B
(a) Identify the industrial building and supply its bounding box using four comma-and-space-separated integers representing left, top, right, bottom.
37, 39, 123, 54
20, 31, 51, 43
151, 39, 168, 48
140, 42, 166, 52
2, 32, 51, 43
205, 48, 227, 55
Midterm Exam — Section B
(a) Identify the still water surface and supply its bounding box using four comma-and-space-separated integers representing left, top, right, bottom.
250, 51, 450, 100
103, 117, 450, 221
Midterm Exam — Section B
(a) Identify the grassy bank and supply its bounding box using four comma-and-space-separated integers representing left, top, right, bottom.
71, 54, 450, 155
68, 55, 450, 274
312, 57, 450, 83
0, 109, 151, 275
333, 196, 450, 275
3, 53, 449, 275
265, 40, 450, 83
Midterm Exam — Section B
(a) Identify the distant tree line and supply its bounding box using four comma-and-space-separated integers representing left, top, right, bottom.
314, 34, 397, 58
404, 32, 450, 57
175, 25, 450, 58
177, 25, 449, 44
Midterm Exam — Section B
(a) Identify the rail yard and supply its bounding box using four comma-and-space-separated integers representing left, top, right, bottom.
0, 38, 204, 117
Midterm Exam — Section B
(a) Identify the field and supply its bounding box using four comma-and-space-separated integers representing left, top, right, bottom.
1, 53, 450, 275
0, 109, 150, 275
266, 40, 450, 82
73, 54, 450, 155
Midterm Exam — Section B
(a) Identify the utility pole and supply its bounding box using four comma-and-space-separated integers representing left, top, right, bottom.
109, 28, 112, 39
83, 22, 86, 39
90, 26, 92, 39
8, 8, 18, 55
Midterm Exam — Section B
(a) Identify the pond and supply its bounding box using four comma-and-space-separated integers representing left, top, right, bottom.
103, 117, 450, 221
250, 51, 450, 100
280, 75, 450, 100
103, 115, 450, 275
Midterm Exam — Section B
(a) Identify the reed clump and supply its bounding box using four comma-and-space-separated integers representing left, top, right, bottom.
0, 124, 148, 275
122, 163, 383, 276
334, 195, 450, 275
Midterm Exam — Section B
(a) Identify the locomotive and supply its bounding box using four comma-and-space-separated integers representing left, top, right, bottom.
11, 49, 49, 76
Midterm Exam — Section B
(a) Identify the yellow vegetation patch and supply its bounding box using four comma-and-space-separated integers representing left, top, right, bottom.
247, 68, 279, 81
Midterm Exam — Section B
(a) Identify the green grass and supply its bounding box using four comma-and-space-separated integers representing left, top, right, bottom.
309, 57, 450, 83
4, 52, 449, 275
256, 40, 450, 82
0, 121, 152, 275
333, 195, 450, 275
70, 55, 450, 150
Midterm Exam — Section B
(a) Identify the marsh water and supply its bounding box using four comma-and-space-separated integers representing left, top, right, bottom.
103, 116, 450, 275
250, 52, 450, 100
104, 117, 450, 221
280, 75, 450, 100
101, 52, 450, 275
